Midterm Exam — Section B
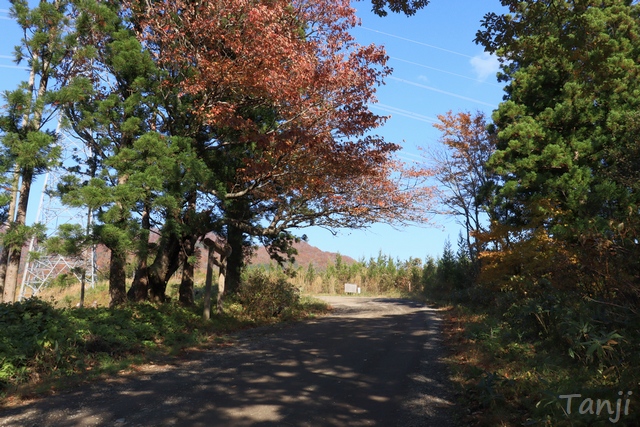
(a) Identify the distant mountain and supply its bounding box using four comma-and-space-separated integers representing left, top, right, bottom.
92, 237, 355, 273
250, 240, 356, 269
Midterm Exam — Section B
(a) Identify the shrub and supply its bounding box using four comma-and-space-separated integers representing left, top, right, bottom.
236, 270, 301, 320
0, 298, 74, 388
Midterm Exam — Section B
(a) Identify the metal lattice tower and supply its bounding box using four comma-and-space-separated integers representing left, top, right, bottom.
18, 125, 97, 301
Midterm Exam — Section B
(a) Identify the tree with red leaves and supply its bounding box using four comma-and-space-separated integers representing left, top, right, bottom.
126, 0, 432, 304
59, 0, 432, 307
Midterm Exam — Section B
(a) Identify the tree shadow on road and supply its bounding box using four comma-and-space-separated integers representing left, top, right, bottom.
0, 303, 456, 427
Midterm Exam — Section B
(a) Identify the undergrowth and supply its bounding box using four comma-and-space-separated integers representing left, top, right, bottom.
429, 285, 640, 426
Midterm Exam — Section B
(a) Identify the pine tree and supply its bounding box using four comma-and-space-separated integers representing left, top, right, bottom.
0, 0, 74, 302
60, 0, 169, 306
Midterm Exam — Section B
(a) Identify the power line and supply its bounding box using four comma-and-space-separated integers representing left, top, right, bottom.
0, 64, 27, 70
388, 76, 497, 108
390, 56, 502, 87
360, 26, 473, 58
372, 103, 439, 124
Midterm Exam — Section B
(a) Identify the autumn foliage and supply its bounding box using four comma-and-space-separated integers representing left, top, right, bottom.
129, 0, 431, 237
427, 111, 495, 260
35, 0, 434, 306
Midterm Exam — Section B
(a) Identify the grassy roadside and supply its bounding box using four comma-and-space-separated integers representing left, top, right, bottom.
430, 289, 640, 427
0, 281, 329, 406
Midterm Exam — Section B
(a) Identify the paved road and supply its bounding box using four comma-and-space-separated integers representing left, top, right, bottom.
0, 297, 455, 427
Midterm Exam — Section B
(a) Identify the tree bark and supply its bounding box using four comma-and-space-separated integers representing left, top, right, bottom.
202, 236, 232, 316
0, 168, 21, 302
203, 245, 215, 321
148, 232, 181, 302
129, 260, 149, 302
224, 224, 245, 296
3, 167, 33, 303
217, 253, 227, 315
178, 192, 198, 305
179, 255, 195, 306
128, 202, 151, 302
109, 247, 127, 307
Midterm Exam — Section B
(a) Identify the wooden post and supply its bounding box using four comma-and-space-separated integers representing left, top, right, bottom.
217, 252, 227, 315
202, 236, 232, 319
202, 238, 216, 321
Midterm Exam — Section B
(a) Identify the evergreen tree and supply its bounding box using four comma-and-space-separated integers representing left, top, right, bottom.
420, 256, 437, 292
476, 0, 640, 297
0, 0, 75, 302
60, 0, 170, 306
436, 238, 457, 290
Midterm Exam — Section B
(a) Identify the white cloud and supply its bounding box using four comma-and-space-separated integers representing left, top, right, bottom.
417, 75, 430, 83
470, 52, 500, 82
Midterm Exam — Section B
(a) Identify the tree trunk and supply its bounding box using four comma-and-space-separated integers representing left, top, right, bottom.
179, 255, 195, 306
224, 224, 245, 295
128, 202, 151, 301
203, 246, 215, 321
129, 261, 149, 302
3, 248, 21, 303
109, 248, 127, 307
0, 168, 21, 302
3, 167, 34, 303
148, 233, 181, 302
217, 254, 227, 315
79, 269, 86, 308
203, 236, 232, 317
0, 248, 8, 303
178, 192, 197, 305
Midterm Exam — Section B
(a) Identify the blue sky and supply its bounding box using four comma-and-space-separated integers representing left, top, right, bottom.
302, 0, 506, 261
0, 0, 506, 262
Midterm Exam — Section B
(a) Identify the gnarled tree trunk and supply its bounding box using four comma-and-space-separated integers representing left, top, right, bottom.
148, 232, 181, 302
224, 224, 245, 296
128, 202, 151, 302
109, 247, 127, 307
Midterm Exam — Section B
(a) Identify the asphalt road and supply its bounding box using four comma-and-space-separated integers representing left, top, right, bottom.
0, 297, 456, 427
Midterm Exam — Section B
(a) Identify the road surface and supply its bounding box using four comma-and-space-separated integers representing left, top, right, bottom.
0, 297, 456, 426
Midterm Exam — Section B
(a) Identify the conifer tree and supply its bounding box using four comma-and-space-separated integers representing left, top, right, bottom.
0, 0, 74, 302
60, 0, 171, 305
476, 0, 640, 297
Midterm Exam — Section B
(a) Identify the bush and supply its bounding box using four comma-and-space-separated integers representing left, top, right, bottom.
0, 297, 209, 394
236, 270, 301, 320
0, 298, 74, 388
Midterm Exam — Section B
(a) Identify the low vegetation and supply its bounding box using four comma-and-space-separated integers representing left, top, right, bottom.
0, 270, 329, 404
420, 249, 640, 426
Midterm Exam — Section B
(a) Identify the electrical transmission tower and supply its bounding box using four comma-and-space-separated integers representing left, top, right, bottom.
18, 126, 97, 301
